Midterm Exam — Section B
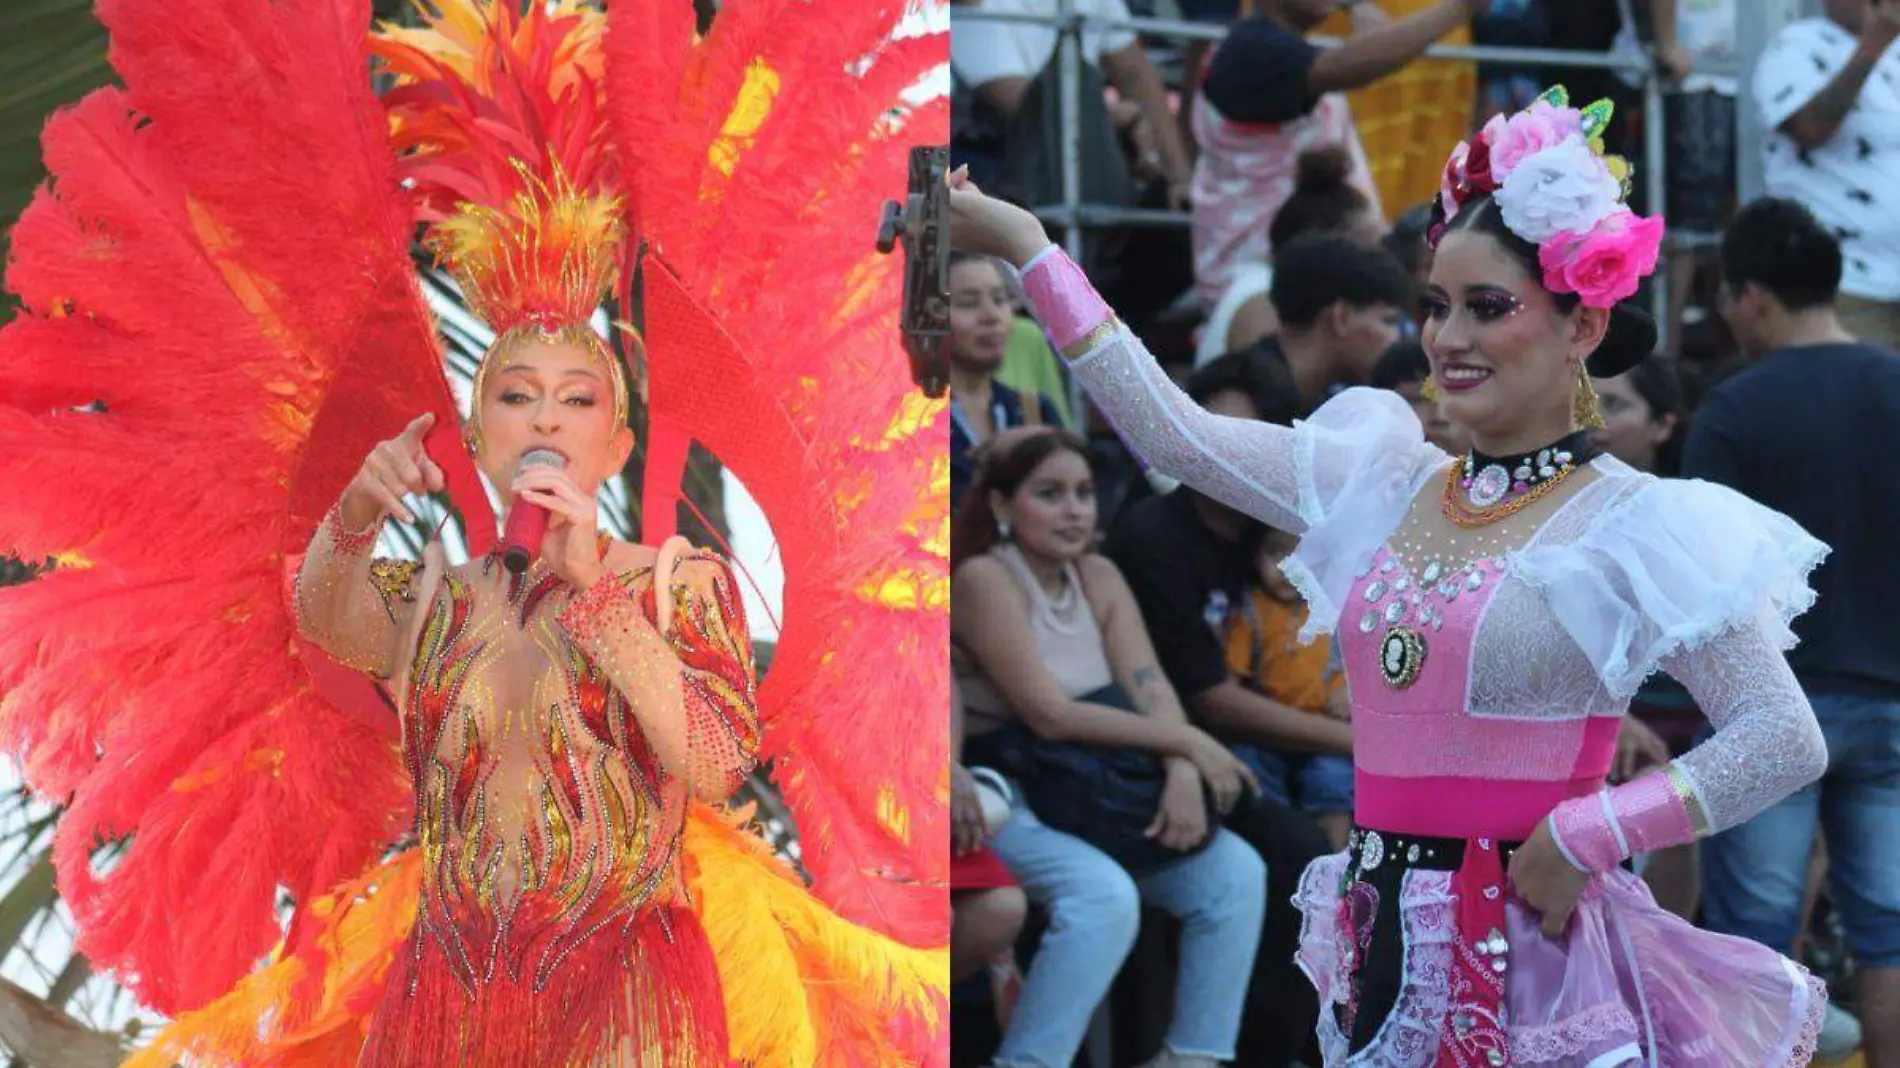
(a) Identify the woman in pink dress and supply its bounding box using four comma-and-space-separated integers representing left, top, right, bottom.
951, 86, 1829, 1067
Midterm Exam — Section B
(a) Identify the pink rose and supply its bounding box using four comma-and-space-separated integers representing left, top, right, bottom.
1440, 141, 1470, 217
1538, 210, 1665, 308
1479, 112, 1510, 150
1488, 101, 1584, 181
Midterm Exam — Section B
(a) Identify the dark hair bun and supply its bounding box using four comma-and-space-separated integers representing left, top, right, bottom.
1586, 303, 1658, 377
1293, 146, 1354, 195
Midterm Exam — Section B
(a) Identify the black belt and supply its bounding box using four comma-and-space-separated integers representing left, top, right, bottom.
1345, 826, 1523, 875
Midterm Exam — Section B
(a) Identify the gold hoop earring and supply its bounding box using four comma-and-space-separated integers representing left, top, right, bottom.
1574, 366, 1605, 431
1420, 374, 1441, 403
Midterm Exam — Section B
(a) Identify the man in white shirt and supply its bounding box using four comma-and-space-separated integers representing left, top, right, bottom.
951, 0, 1193, 207
1752, 0, 1900, 350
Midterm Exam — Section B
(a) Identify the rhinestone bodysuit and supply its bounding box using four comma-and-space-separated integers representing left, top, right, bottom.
295, 505, 760, 1066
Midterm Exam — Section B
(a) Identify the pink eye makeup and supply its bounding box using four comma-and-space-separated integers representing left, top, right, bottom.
1423, 289, 1526, 323
1468, 291, 1525, 322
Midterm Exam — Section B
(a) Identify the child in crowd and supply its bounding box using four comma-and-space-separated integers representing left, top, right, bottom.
1224, 527, 1355, 851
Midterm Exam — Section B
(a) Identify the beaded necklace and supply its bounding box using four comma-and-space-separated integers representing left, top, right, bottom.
1365, 434, 1598, 691
1443, 432, 1598, 528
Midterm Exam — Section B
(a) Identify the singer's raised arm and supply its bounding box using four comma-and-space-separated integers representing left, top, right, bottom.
293, 504, 420, 679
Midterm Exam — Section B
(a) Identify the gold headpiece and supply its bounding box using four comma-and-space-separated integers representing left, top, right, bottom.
373, 0, 629, 433
430, 166, 630, 430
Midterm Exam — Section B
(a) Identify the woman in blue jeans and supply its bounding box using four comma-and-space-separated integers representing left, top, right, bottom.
953, 427, 1267, 1068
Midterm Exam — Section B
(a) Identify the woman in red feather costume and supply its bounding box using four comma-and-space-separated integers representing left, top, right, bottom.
0, 0, 949, 1064
298, 176, 750, 1063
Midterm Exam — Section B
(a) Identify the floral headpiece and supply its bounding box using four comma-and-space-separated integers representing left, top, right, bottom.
1434, 86, 1664, 310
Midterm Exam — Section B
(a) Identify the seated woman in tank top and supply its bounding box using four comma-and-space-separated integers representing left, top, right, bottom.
952, 426, 1268, 1068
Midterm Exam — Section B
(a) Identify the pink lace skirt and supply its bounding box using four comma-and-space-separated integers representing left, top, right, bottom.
1294, 850, 1826, 1067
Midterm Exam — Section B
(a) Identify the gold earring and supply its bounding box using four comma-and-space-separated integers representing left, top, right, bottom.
1574, 366, 1605, 430
1421, 374, 1441, 402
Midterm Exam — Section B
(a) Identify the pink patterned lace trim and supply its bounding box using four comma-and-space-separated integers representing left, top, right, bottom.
1509, 1001, 1639, 1063
1297, 857, 1832, 1068
1550, 790, 1628, 873
1295, 854, 1458, 1066
1605, 769, 1697, 858
1783, 970, 1827, 1068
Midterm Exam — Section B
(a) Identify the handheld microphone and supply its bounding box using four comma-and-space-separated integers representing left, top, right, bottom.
502, 448, 567, 575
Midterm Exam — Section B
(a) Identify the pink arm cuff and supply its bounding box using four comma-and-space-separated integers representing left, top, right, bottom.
1018, 245, 1114, 352
1548, 768, 1699, 873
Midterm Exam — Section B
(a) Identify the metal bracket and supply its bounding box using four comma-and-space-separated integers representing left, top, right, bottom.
877, 144, 951, 398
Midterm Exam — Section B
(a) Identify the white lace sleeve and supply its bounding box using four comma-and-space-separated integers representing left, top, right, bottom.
1660, 624, 1828, 835
1069, 332, 1440, 544
1515, 477, 1831, 699
1068, 329, 1306, 531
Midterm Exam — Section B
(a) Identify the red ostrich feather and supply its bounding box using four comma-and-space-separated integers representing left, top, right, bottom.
605, 0, 951, 948
0, 0, 467, 1013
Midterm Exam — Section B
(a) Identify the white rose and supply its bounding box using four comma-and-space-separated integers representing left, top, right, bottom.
1494, 136, 1621, 245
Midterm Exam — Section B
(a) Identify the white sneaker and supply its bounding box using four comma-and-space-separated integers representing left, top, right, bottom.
1816, 1002, 1864, 1062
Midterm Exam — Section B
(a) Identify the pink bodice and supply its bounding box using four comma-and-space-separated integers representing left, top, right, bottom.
1340, 546, 1620, 841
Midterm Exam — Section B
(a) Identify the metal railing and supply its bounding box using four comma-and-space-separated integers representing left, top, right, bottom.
954, 4, 1776, 359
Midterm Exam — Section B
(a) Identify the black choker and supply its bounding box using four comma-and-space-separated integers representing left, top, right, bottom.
1459, 431, 1599, 509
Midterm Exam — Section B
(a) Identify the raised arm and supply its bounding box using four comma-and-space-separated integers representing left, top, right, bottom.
951, 179, 1432, 538
1017, 245, 1309, 531
1548, 622, 1827, 873
294, 508, 421, 677
1757, 13, 1900, 152
294, 413, 442, 677
559, 552, 762, 802
1304, 0, 1481, 97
